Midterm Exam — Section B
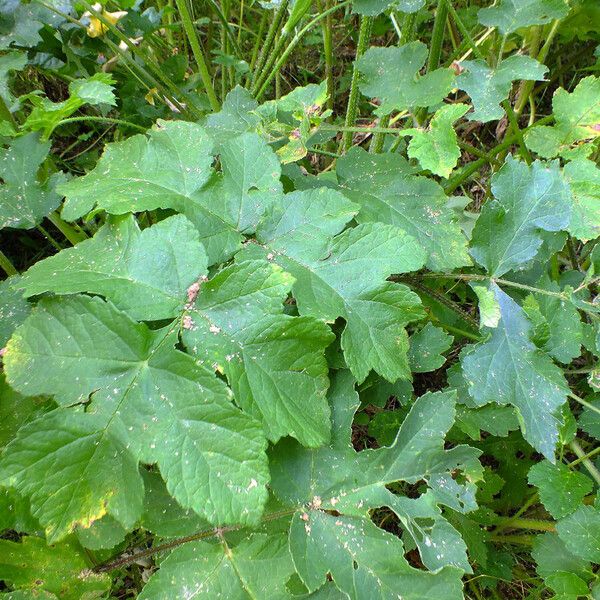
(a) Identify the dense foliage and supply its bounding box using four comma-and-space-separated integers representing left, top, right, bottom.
0, 0, 599, 597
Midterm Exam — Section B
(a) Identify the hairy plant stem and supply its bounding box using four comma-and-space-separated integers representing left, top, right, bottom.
428, 0, 448, 72
319, 0, 334, 112
254, 1, 352, 100
53, 116, 147, 134
48, 212, 88, 245
569, 392, 600, 418
493, 517, 555, 532
250, 0, 290, 91
175, 0, 220, 111
92, 508, 296, 574
0, 250, 18, 277
340, 15, 372, 152
569, 440, 600, 486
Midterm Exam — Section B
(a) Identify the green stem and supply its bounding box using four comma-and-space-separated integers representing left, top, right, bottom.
175, 0, 220, 111
254, 0, 352, 100
488, 534, 535, 546
0, 250, 18, 277
37, 225, 63, 251
320, 0, 334, 113
569, 392, 600, 418
568, 444, 600, 469
250, 0, 290, 91
570, 440, 600, 487
340, 15, 372, 152
437, 322, 482, 342
428, 0, 448, 72
52, 116, 147, 134
48, 211, 88, 245
493, 517, 555, 532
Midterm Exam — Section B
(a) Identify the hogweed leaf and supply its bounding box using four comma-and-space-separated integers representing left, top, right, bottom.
460, 284, 569, 460
337, 148, 471, 271
407, 323, 454, 373
563, 158, 600, 242
457, 56, 548, 123
0, 295, 269, 540
356, 42, 454, 116
470, 156, 572, 277
407, 103, 470, 177
525, 76, 600, 161
477, 0, 570, 35
556, 505, 600, 563
241, 188, 426, 383
19, 214, 208, 321
0, 133, 63, 230
182, 260, 334, 446
0, 536, 110, 599
138, 533, 295, 599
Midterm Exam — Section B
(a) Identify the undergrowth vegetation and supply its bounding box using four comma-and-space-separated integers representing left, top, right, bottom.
0, 0, 599, 597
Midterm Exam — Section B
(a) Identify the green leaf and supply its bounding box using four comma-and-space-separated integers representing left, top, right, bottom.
289, 511, 464, 599
270, 372, 480, 574
471, 283, 501, 328
578, 397, 600, 440
528, 460, 593, 519
455, 404, 520, 440
0, 0, 65, 49
0, 295, 269, 541
525, 76, 600, 161
352, 0, 424, 16
138, 533, 295, 599
407, 323, 453, 373
0, 373, 43, 449
337, 147, 471, 271
563, 158, 600, 242
0, 50, 27, 107
523, 282, 583, 363
477, 0, 570, 34
205, 86, 260, 145
20, 214, 208, 321
407, 103, 469, 177
59, 120, 215, 221
23, 74, 116, 138
556, 505, 600, 563
0, 536, 110, 599
0, 277, 31, 347
356, 42, 454, 116
181, 260, 334, 446
0, 133, 62, 230
240, 188, 426, 383
460, 283, 569, 460
457, 56, 547, 123
470, 156, 572, 277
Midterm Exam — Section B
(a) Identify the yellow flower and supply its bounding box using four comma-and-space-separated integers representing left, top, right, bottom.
82, 3, 127, 38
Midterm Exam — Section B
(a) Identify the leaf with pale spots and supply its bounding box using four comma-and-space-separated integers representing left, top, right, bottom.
19, 214, 208, 321
457, 56, 548, 123
0, 276, 31, 347
0, 295, 269, 541
270, 372, 479, 575
477, 0, 570, 34
0, 535, 110, 599
408, 323, 454, 373
182, 260, 334, 446
138, 532, 296, 600
239, 187, 426, 383
525, 76, 600, 161
356, 42, 455, 116
337, 147, 471, 271
0, 133, 63, 230
470, 156, 572, 277
563, 158, 600, 242
460, 283, 569, 460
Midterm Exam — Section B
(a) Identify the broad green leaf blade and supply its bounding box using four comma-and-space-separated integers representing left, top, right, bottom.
556, 506, 600, 563
182, 260, 334, 446
471, 283, 501, 328
0, 409, 144, 543
460, 284, 569, 460
457, 56, 547, 123
477, 0, 570, 34
470, 156, 572, 277
407, 104, 470, 177
352, 0, 424, 16
270, 377, 479, 572
138, 533, 295, 599
289, 511, 464, 599
59, 120, 215, 221
337, 148, 471, 271
0, 133, 62, 230
0, 276, 31, 347
563, 158, 600, 242
19, 214, 208, 321
356, 42, 454, 116
528, 460, 593, 519
1, 295, 269, 539
0, 372, 43, 449
525, 76, 600, 161
205, 86, 261, 145
455, 404, 520, 440
408, 323, 453, 373
0, 536, 110, 600
0, 0, 65, 49
243, 196, 427, 382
